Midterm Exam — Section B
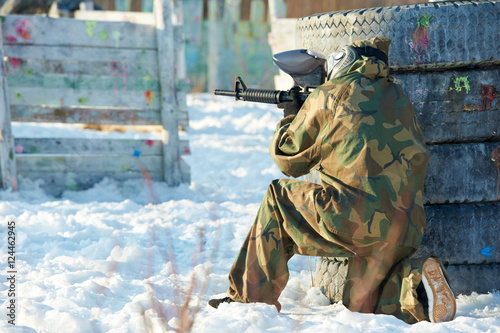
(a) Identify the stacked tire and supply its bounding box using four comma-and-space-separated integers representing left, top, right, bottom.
298, 0, 500, 302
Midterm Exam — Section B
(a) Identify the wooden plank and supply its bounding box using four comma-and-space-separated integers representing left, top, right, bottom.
0, 22, 16, 189
4, 44, 159, 65
6, 58, 158, 78
16, 154, 163, 173
14, 138, 190, 156
14, 138, 161, 156
10, 105, 189, 128
17, 155, 190, 195
155, 0, 182, 186
17, 170, 163, 196
6, 72, 160, 91
10, 105, 161, 125
1, 15, 157, 49
9, 87, 161, 109
74, 10, 155, 25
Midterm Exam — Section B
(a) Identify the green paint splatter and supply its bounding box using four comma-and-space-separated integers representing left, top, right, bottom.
29, 146, 38, 154
25, 69, 33, 76
78, 97, 89, 104
452, 75, 471, 94
86, 21, 97, 37
9, 149, 13, 160
0, 16, 5, 23
111, 31, 122, 48
99, 30, 109, 40
417, 14, 433, 28
15, 92, 22, 102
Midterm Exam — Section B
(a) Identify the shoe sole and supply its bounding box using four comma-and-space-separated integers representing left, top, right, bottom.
422, 258, 457, 323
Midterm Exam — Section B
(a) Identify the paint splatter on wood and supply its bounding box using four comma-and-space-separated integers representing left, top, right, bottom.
100, 30, 109, 41
78, 97, 89, 104
15, 20, 31, 40
145, 90, 154, 106
10, 58, 20, 69
5, 35, 16, 43
86, 21, 97, 37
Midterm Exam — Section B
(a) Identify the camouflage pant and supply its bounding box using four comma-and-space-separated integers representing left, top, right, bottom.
227, 179, 430, 324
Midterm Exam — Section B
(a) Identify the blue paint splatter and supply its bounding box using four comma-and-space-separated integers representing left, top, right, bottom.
480, 246, 495, 258
133, 150, 141, 157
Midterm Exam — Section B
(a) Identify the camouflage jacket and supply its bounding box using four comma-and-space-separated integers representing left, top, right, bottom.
269, 37, 430, 250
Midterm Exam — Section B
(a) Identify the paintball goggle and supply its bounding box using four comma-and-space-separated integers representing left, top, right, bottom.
273, 45, 389, 88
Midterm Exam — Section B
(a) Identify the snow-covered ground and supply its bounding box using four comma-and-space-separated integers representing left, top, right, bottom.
0, 94, 499, 332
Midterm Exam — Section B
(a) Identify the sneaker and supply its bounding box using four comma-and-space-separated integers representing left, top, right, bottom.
208, 296, 234, 309
421, 258, 456, 323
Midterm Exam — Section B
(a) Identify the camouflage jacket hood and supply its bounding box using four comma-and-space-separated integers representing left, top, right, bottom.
345, 36, 391, 79
269, 37, 430, 248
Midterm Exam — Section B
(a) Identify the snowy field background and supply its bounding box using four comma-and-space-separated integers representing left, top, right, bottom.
0, 94, 499, 332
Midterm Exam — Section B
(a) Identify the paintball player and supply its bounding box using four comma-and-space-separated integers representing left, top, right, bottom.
209, 37, 456, 324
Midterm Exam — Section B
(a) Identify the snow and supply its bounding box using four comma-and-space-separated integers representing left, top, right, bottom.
1, 94, 499, 332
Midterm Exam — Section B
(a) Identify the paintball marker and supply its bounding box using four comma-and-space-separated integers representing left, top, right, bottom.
214, 49, 326, 108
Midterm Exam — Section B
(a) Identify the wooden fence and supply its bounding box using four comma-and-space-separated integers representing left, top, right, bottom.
0, 0, 190, 195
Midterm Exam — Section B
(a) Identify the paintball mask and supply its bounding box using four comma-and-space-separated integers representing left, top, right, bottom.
326, 44, 390, 81
326, 46, 360, 81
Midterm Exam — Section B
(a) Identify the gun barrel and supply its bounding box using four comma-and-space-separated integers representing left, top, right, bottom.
214, 88, 289, 104
213, 89, 236, 98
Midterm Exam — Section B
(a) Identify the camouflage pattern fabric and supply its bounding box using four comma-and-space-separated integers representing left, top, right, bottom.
227, 37, 435, 324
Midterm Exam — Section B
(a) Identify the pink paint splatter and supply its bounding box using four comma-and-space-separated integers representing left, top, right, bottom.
145, 139, 154, 147
413, 33, 429, 65
10, 58, 21, 69
15, 20, 31, 40
15, 145, 23, 154
412, 15, 433, 65
5, 35, 17, 43
194, 16, 200, 24
480, 84, 496, 111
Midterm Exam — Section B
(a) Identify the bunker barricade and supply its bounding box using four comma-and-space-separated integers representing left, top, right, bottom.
0, 0, 190, 196
297, 1, 500, 300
